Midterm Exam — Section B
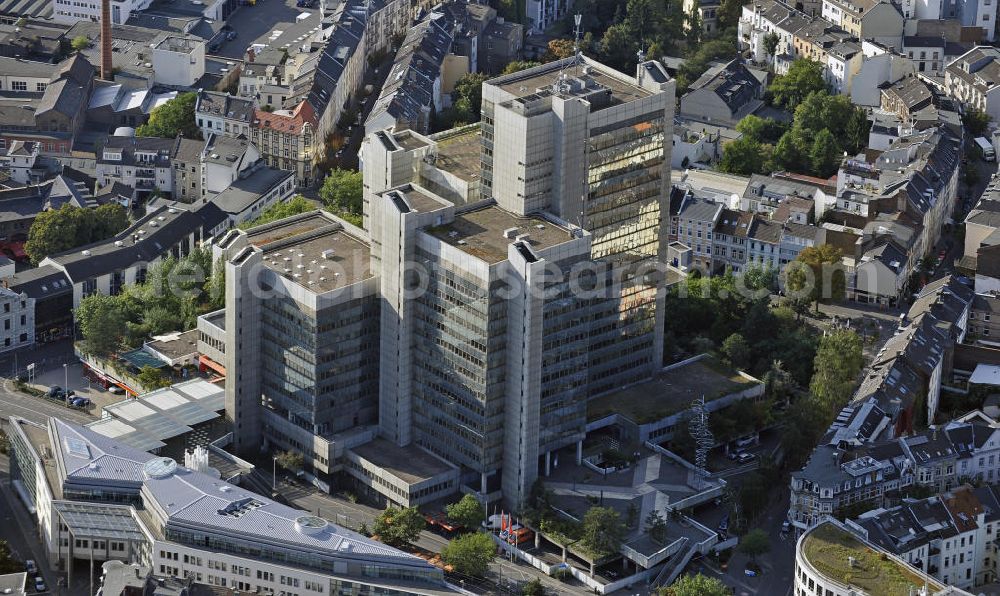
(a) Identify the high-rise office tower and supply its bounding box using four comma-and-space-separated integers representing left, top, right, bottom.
221, 55, 675, 508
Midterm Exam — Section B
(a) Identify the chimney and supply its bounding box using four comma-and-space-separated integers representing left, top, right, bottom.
247, 47, 255, 63
100, 0, 113, 81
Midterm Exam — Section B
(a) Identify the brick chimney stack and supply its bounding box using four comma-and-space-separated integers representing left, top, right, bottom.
100, 0, 113, 80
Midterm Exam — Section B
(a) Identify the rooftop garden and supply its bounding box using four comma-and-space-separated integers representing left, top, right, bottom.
802, 523, 943, 596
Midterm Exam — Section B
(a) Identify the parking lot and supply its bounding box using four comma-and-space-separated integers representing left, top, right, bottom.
210, 0, 325, 59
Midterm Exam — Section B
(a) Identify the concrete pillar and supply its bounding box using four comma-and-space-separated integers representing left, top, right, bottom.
481, 472, 488, 495
545, 451, 551, 477
576, 440, 583, 465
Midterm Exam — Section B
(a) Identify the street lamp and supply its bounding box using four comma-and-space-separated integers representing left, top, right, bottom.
272, 456, 278, 491
63, 363, 68, 392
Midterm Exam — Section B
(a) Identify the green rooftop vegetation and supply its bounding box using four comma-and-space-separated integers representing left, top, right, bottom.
587, 357, 758, 424
802, 523, 943, 596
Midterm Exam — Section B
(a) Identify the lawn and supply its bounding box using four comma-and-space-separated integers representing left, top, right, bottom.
802, 523, 942, 596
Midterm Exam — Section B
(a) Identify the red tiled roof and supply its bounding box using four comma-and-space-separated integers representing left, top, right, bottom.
253, 101, 317, 135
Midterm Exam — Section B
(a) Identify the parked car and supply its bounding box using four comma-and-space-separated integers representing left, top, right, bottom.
108, 386, 124, 395
717, 514, 729, 534
226, 30, 237, 41
737, 453, 756, 464
34, 577, 45, 592
25, 560, 37, 575
734, 435, 756, 449
47, 386, 64, 399
70, 397, 91, 408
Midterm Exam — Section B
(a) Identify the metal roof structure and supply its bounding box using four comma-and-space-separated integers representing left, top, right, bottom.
54, 501, 147, 542
87, 379, 225, 452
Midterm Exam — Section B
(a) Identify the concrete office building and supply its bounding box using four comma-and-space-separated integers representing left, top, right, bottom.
7, 416, 455, 595
223, 56, 676, 509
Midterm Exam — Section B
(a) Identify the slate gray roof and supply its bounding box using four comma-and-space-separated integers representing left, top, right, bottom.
367, 10, 454, 130
195, 91, 255, 124
688, 59, 761, 112
210, 166, 293, 215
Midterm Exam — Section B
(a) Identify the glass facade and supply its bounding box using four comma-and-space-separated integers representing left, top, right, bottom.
261, 293, 380, 449
584, 118, 665, 396
411, 248, 507, 474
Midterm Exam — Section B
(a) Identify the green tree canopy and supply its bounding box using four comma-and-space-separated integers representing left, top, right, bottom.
137, 92, 201, 139
442, 532, 495, 577
319, 169, 363, 226
580, 506, 624, 558
810, 329, 864, 416
784, 244, 846, 312
502, 61, 542, 74
26, 203, 128, 264
445, 494, 485, 529
71, 35, 90, 52
373, 506, 425, 548
768, 59, 827, 110
810, 128, 842, 178
964, 108, 991, 137
738, 528, 771, 563
521, 578, 545, 596
76, 293, 129, 356
275, 450, 305, 472
240, 195, 315, 229
645, 510, 669, 544
721, 333, 751, 369
719, 137, 772, 175
736, 115, 787, 144
137, 366, 171, 390
763, 31, 780, 58
661, 574, 730, 596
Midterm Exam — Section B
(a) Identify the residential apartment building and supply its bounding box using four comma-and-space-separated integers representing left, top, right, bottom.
672, 193, 723, 273
679, 59, 764, 126
0, 287, 34, 353
524, 0, 571, 32
946, 46, 1000, 123
249, 101, 317, 187
194, 91, 255, 140
222, 56, 676, 509
820, 0, 904, 44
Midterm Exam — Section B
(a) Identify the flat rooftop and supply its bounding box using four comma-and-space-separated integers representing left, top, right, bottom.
802, 523, 945, 596
432, 127, 482, 182
393, 130, 430, 151
18, 419, 61, 499
146, 329, 199, 361
262, 227, 372, 293
387, 185, 449, 214
491, 58, 651, 105
588, 358, 759, 424
246, 209, 328, 247
427, 206, 575, 264
349, 438, 455, 486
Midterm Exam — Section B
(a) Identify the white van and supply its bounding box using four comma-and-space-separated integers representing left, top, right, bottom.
975, 136, 995, 162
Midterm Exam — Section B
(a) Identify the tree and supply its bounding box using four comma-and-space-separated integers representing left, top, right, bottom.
810, 329, 863, 416
25, 203, 128, 264
275, 450, 305, 472
784, 244, 846, 312
545, 38, 576, 60
450, 73, 488, 119
522, 578, 545, 596
240, 195, 315, 229
580, 506, 624, 557
599, 23, 633, 72
719, 137, 771, 175
441, 532, 495, 577
445, 494, 485, 529
736, 115, 787, 144
763, 31, 779, 62
76, 293, 128, 356
645, 510, 668, 544
722, 333, 751, 369
768, 59, 827, 110
71, 35, 90, 52
661, 574, 730, 596
137, 366, 171, 390
810, 129, 842, 178
771, 129, 805, 172
136, 92, 201, 139
963, 108, 991, 137
738, 528, 771, 564
373, 506, 425, 548
319, 169, 363, 224
717, 0, 744, 29
502, 61, 542, 74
